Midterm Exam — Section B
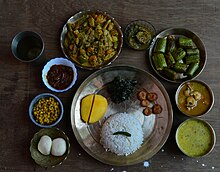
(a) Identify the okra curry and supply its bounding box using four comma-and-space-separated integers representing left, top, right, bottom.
64, 12, 121, 68
177, 81, 213, 116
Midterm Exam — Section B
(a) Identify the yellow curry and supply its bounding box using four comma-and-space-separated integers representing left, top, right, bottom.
177, 81, 212, 116
176, 119, 214, 157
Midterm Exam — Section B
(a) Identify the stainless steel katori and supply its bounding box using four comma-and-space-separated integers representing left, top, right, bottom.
11, 31, 45, 64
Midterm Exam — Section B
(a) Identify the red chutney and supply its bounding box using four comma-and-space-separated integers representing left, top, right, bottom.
47, 65, 73, 90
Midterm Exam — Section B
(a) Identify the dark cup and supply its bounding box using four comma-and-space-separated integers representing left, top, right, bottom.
11, 31, 45, 64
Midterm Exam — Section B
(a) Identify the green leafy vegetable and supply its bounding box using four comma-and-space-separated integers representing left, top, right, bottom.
107, 76, 137, 104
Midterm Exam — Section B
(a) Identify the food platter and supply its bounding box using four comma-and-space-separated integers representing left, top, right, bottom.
71, 65, 173, 166
149, 28, 207, 83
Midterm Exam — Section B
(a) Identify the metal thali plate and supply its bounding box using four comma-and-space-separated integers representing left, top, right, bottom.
70, 65, 173, 166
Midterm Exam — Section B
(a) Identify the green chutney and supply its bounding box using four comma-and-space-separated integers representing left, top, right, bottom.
176, 119, 215, 157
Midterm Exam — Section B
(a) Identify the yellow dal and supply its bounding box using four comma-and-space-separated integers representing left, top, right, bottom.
176, 119, 214, 157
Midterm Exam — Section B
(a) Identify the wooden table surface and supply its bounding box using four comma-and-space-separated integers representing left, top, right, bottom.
0, 0, 219, 171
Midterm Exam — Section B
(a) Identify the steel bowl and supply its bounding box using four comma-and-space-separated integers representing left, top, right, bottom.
176, 118, 216, 158
60, 10, 123, 70
124, 20, 156, 50
149, 28, 207, 83
175, 80, 214, 117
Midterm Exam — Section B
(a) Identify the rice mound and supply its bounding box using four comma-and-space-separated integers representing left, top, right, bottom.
100, 112, 144, 156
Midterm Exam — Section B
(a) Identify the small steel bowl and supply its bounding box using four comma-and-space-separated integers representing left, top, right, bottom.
60, 10, 123, 70
124, 20, 156, 50
175, 80, 214, 117
11, 31, 45, 64
176, 118, 216, 158
149, 28, 207, 83
30, 128, 70, 167
42, 57, 78, 92
29, 93, 64, 128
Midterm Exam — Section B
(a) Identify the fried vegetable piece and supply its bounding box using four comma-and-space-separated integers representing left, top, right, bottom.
163, 68, 178, 80
179, 37, 194, 48
152, 104, 163, 114
152, 53, 167, 71
186, 48, 200, 56
165, 52, 175, 67
173, 62, 188, 73
166, 35, 176, 53
140, 99, 150, 107
143, 107, 152, 116
154, 38, 167, 53
137, 89, 163, 116
137, 91, 148, 101
147, 92, 158, 101
172, 48, 186, 61
186, 63, 199, 77
185, 55, 200, 65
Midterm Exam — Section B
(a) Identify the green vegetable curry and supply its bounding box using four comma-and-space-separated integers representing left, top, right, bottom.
64, 12, 120, 67
126, 23, 152, 50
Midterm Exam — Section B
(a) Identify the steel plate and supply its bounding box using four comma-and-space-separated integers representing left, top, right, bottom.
70, 65, 173, 166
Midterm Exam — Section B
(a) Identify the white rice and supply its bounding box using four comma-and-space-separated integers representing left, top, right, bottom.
100, 112, 144, 156
104, 100, 145, 125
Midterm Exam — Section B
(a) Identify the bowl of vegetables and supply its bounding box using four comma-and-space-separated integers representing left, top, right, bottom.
149, 28, 207, 83
60, 10, 123, 70
124, 20, 156, 50
29, 93, 64, 128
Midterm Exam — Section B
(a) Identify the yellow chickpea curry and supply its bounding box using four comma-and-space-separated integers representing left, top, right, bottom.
177, 81, 212, 116
64, 12, 121, 68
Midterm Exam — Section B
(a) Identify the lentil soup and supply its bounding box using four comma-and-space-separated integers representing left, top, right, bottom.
176, 118, 215, 157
